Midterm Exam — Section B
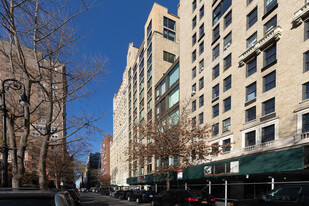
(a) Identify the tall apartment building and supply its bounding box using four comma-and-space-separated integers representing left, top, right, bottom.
0, 41, 66, 186
111, 66, 131, 188
177, 0, 309, 199
101, 135, 113, 179
123, 3, 180, 183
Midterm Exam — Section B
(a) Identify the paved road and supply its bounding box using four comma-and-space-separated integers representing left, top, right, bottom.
80, 192, 149, 206
80, 192, 229, 206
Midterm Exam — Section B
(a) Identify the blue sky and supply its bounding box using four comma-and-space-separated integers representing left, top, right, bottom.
71, 0, 179, 155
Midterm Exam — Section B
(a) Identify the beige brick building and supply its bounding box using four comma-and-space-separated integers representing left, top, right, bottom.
177, 0, 309, 198
112, 3, 180, 187
111, 70, 129, 187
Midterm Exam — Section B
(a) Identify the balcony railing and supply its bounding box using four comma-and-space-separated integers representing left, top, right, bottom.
301, 132, 309, 139
239, 26, 282, 66
293, 2, 309, 26
244, 140, 275, 151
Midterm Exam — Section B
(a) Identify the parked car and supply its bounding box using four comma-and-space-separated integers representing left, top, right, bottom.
67, 189, 81, 205
118, 190, 134, 200
109, 190, 116, 197
230, 185, 309, 206
128, 190, 157, 203
151, 189, 216, 206
80, 188, 88, 193
100, 189, 110, 196
113, 190, 124, 198
0, 189, 76, 206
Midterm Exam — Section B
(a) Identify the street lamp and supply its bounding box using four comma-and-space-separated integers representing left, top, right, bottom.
1, 79, 29, 187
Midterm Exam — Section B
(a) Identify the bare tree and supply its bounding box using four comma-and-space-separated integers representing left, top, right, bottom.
129, 104, 218, 190
0, 0, 106, 188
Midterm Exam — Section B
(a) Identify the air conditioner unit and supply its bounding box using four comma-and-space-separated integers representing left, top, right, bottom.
223, 125, 231, 132
224, 42, 231, 50
191, 90, 196, 96
199, 67, 204, 73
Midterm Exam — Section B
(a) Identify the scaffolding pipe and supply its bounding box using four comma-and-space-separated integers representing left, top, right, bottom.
225, 180, 228, 206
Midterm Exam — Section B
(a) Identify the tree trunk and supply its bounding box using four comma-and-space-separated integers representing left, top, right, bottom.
166, 172, 170, 190
39, 136, 49, 189
7, 117, 19, 188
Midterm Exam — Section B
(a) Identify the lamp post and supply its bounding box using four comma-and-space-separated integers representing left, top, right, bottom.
1, 79, 29, 187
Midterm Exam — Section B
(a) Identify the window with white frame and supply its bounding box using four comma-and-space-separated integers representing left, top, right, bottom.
245, 131, 256, 147
262, 124, 275, 143
223, 118, 231, 132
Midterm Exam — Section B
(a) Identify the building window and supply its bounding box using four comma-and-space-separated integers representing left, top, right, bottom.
264, 15, 277, 34
245, 131, 256, 147
199, 95, 204, 107
223, 32, 232, 50
213, 24, 220, 42
192, 83, 197, 93
192, 16, 197, 29
147, 20, 152, 36
247, 0, 254, 5
213, 84, 219, 99
212, 64, 220, 80
169, 86, 179, 109
304, 51, 309, 72
247, 57, 257, 77
264, 44, 277, 67
164, 29, 175, 42
224, 53, 232, 70
263, 71, 276, 92
247, 7, 257, 29
192, 50, 197, 62
224, 96, 231, 112
247, 32, 257, 48
305, 20, 309, 40
200, 5, 204, 19
192, 33, 197, 46
263, 98, 275, 115
212, 0, 232, 25
303, 113, 309, 133
199, 41, 204, 55
246, 82, 256, 101
212, 123, 219, 136
199, 59, 204, 73
262, 124, 275, 143
168, 63, 179, 88
246, 106, 256, 122
192, 100, 197, 112
223, 118, 231, 133
199, 77, 204, 90
199, 112, 204, 125
265, 0, 277, 14
199, 23, 205, 39
223, 138, 231, 152
224, 75, 232, 91
192, 0, 197, 12
192, 117, 196, 128
213, 44, 220, 60
163, 51, 175, 63
303, 82, 309, 100
192, 67, 197, 79
213, 103, 219, 118
224, 10, 232, 29
164, 17, 176, 30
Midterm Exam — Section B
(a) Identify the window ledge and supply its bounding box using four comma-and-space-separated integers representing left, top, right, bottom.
293, 2, 309, 26
245, 98, 256, 107
261, 59, 277, 72
212, 96, 219, 103
262, 3, 278, 20
239, 26, 282, 67
300, 98, 309, 105
260, 112, 276, 122
211, 35, 220, 46
243, 119, 257, 126
198, 33, 205, 42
